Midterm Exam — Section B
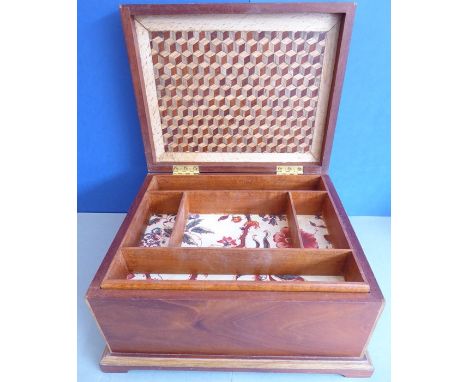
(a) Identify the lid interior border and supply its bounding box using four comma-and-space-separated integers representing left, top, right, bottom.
121, 3, 356, 173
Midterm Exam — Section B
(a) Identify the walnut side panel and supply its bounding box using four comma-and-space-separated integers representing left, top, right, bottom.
87, 293, 381, 357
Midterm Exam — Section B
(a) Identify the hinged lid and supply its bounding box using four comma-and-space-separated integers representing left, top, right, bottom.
120, 3, 356, 174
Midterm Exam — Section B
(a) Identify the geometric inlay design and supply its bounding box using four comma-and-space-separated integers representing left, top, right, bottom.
150, 30, 327, 153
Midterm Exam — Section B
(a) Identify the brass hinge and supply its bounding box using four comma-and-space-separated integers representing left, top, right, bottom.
172, 165, 199, 175
276, 166, 303, 175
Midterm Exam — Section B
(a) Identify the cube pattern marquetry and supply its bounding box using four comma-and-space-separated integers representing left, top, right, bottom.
150, 30, 327, 153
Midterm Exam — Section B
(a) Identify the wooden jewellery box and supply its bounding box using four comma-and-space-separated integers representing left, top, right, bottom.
86, 2, 384, 378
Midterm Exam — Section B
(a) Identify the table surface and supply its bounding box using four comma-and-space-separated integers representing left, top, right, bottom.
78, 213, 390, 382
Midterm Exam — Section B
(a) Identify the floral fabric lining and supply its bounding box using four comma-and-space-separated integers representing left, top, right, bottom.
182, 213, 292, 248
139, 214, 176, 247
297, 214, 333, 249
134, 213, 337, 282
127, 273, 345, 282
137, 213, 333, 249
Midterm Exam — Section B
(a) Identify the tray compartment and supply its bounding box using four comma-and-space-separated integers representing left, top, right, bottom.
139, 213, 177, 248
121, 192, 183, 248
290, 191, 351, 249
102, 191, 183, 283
176, 191, 303, 249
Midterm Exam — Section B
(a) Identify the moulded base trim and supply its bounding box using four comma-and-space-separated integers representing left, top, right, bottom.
99, 346, 374, 378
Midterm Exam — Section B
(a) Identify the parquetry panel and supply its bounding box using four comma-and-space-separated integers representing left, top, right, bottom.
149, 30, 327, 154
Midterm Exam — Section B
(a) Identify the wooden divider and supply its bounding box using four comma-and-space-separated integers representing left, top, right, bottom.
122, 247, 352, 275
288, 191, 328, 215
168, 193, 188, 247
322, 197, 351, 249
100, 247, 369, 292
120, 196, 150, 248
102, 278, 369, 293
149, 174, 322, 191
286, 192, 304, 248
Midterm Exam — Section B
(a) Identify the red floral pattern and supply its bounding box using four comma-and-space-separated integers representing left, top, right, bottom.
217, 236, 238, 247
300, 229, 318, 248
273, 227, 293, 248
297, 214, 333, 249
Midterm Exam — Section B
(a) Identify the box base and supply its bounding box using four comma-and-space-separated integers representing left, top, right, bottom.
99, 346, 374, 378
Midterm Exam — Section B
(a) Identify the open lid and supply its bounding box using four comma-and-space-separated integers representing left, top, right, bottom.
120, 3, 356, 174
